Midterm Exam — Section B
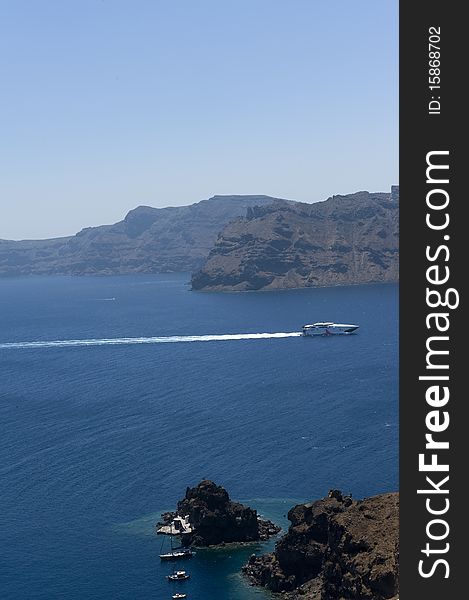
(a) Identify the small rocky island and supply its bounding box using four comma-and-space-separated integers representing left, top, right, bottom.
157, 480, 281, 547
243, 490, 399, 600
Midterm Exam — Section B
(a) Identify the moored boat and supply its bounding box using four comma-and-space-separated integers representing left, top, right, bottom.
167, 570, 190, 581
160, 547, 193, 561
160, 529, 193, 561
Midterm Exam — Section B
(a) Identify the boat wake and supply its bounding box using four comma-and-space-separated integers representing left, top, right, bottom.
0, 332, 302, 350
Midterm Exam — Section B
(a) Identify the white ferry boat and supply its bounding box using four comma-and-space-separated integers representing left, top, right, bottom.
302, 322, 359, 336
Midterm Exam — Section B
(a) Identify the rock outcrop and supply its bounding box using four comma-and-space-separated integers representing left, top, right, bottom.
192, 190, 399, 291
0, 195, 276, 276
165, 480, 280, 547
243, 490, 399, 600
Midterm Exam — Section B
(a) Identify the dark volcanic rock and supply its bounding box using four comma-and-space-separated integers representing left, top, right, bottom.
243, 490, 399, 600
174, 480, 280, 547
0, 195, 276, 276
192, 190, 399, 291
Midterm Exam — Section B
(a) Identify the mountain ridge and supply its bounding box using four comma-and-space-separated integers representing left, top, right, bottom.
0, 195, 278, 276
0, 190, 399, 289
192, 190, 399, 291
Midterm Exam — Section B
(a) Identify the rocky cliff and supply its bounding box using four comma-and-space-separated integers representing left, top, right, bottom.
192, 191, 399, 291
243, 490, 399, 600
169, 480, 280, 546
0, 195, 276, 276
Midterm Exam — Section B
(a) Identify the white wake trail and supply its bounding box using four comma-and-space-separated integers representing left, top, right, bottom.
0, 332, 302, 350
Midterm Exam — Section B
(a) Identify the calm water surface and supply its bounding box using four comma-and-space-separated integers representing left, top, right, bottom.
0, 274, 398, 599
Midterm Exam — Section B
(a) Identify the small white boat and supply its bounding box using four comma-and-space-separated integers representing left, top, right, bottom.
160, 532, 193, 561
302, 322, 359, 336
167, 570, 190, 581
172, 594, 187, 599
160, 548, 193, 561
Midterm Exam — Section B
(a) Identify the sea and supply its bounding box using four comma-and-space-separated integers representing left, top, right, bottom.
0, 274, 398, 600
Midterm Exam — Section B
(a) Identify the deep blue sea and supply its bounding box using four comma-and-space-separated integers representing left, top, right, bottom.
0, 274, 398, 600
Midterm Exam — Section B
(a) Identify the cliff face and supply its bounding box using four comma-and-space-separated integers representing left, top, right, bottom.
175, 480, 280, 546
1, 190, 400, 289
191, 191, 399, 291
243, 490, 399, 600
0, 195, 276, 276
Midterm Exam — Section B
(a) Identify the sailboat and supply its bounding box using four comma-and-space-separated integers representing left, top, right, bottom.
159, 531, 193, 561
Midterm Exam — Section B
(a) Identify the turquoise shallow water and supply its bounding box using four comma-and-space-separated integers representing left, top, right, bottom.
113, 498, 295, 600
0, 274, 398, 599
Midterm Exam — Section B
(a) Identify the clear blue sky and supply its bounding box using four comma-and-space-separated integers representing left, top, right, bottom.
0, 0, 398, 240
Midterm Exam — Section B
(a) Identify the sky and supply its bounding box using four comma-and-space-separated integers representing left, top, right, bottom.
0, 0, 398, 240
